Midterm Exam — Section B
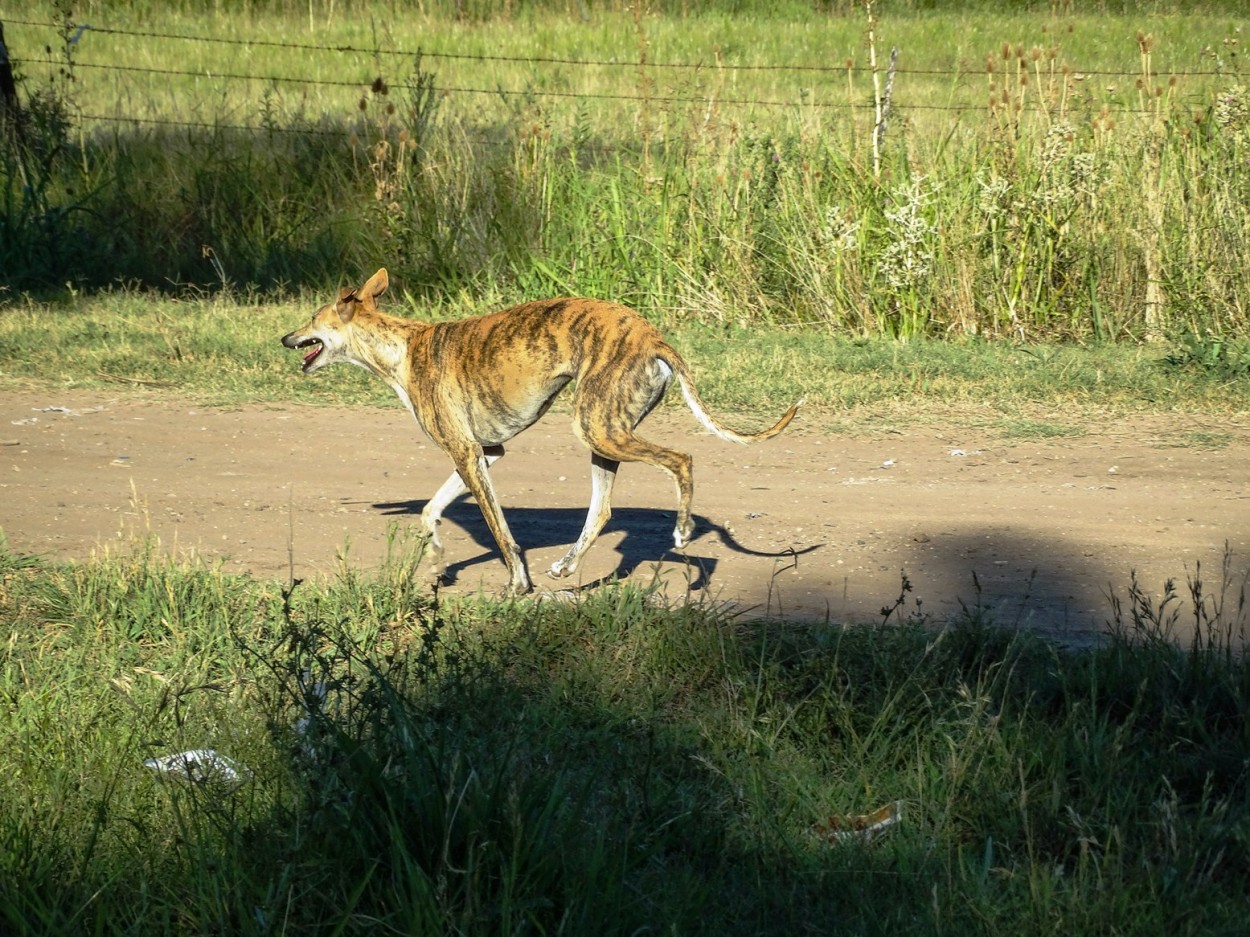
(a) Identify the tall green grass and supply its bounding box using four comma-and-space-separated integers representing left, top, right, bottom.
2, 534, 1248, 934
2, 4, 1249, 345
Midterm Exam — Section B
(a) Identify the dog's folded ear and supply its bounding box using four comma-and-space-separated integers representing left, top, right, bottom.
330, 270, 387, 324
335, 286, 359, 323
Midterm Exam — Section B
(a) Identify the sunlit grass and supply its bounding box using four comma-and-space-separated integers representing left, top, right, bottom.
9, 7, 1236, 138
4, 3, 1248, 345
3, 291, 1249, 419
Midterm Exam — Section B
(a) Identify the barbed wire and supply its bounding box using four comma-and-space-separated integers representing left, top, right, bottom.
3, 16, 1235, 81
79, 98, 1127, 141
78, 111, 340, 136
11, 53, 1220, 117
0, 17, 857, 73
18, 58, 926, 110
50, 59, 366, 90
3, 13, 1224, 138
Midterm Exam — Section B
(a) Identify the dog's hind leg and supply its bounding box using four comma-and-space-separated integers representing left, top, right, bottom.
548, 453, 619, 579
560, 357, 695, 572
600, 433, 695, 550
446, 443, 532, 596
421, 446, 503, 569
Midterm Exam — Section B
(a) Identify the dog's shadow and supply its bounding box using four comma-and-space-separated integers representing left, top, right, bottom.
371, 497, 816, 593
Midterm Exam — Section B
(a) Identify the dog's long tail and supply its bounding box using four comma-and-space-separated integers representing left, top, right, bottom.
668, 357, 802, 444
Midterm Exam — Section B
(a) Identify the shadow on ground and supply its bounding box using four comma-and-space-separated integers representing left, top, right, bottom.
372, 497, 822, 594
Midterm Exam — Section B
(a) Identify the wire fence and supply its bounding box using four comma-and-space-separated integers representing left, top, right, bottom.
6, 17, 1235, 78
2, 15, 1234, 137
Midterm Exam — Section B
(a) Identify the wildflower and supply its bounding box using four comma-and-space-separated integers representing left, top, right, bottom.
820, 206, 860, 253
1214, 84, 1248, 131
976, 173, 1009, 218
878, 176, 937, 294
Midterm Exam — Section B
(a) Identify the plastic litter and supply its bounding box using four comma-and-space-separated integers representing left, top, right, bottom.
293, 673, 328, 744
143, 749, 250, 787
12, 405, 104, 425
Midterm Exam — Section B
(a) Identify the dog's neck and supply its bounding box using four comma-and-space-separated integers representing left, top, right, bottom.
346, 309, 429, 416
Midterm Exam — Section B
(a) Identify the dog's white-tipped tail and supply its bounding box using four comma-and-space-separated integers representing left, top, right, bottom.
676, 371, 802, 444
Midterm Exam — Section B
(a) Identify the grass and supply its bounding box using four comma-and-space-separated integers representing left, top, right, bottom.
1, 534, 1248, 934
2, 4, 1248, 931
994, 417, 1086, 439
1172, 429, 1235, 449
3, 290, 1250, 424
2, 3, 1248, 345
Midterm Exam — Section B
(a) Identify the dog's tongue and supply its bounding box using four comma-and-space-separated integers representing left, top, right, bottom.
303, 345, 320, 366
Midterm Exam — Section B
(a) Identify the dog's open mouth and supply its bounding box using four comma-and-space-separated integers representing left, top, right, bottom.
293, 338, 323, 370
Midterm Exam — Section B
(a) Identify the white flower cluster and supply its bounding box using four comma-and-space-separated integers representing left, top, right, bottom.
1215, 84, 1250, 146
878, 176, 937, 294
1035, 124, 1101, 209
819, 205, 861, 254
977, 125, 1102, 230
976, 173, 1010, 220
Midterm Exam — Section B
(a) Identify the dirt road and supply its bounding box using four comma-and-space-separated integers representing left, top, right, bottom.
3, 390, 1248, 644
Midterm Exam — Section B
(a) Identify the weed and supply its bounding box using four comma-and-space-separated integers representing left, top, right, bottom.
996, 418, 1086, 439
1164, 329, 1250, 378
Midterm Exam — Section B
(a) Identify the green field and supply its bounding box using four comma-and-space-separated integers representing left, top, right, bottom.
3, 3, 1250, 934
3, 1, 1249, 343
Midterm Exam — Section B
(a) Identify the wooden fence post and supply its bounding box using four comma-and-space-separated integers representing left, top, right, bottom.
0, 21, 23, 141
874, 46, 899, 166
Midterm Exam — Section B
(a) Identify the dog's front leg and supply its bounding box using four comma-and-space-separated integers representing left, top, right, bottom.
450, 445, 533, 596
420, 471, 466, 566
420, 447, 504, 573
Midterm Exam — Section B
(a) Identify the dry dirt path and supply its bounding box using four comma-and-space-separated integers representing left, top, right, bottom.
4, 390, 1249, 645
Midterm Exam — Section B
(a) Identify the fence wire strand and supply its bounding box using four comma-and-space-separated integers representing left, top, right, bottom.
3, 16, 1232, 80
0, 13, 1226, 140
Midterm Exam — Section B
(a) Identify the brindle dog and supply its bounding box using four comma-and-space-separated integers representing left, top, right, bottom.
282, 268, 801, 596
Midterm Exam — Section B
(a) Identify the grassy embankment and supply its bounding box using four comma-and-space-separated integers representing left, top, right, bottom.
1, 533, 1248, 935
2, 289, 1249, 425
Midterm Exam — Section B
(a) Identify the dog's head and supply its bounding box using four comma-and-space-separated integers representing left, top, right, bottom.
281, 268, 389, 374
